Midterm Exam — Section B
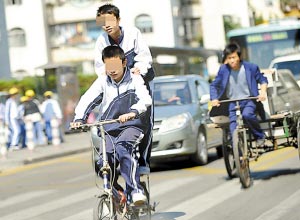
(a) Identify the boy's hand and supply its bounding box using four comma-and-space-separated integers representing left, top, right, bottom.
70, 121, 82, 130
211, 99, 220, 107
118, 112, 136, 123
131, 67, 140, 75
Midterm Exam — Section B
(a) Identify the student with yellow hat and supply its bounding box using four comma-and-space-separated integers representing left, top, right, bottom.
41, 91, 64, 145
5, 87, 21, 150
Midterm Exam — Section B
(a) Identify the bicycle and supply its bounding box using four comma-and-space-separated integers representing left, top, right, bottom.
212, 96, 300, 188
72, 119, 156, 220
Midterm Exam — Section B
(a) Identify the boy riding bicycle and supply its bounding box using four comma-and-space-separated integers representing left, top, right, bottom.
70, 45, 152, 206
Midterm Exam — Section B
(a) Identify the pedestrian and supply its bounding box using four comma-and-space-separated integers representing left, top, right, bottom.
5, 87, 21, 151
71, 45, 152, 205
17, 96, 28, 149
94, 3, 155, 174
41, 91, 64, 145
24, 89, 45, 146
210, 42, 268, 147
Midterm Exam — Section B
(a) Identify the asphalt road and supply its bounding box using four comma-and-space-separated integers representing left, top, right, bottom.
1, 147, 300, 220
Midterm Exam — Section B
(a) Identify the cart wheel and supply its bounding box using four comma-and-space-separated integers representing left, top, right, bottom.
222, 128, 237, 178
232, 129, 251, 188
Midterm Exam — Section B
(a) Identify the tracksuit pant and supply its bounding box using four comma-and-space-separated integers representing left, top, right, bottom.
97, 127, 144, 195
228, 100, 264, 140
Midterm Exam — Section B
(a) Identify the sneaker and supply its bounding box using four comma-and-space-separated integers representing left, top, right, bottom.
131, 192, 147, 206
8, 145, 20, 151
139, 166, 150, 175
256, 138, 265, 148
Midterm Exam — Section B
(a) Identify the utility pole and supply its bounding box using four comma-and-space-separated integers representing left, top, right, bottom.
0, 1, 11, 79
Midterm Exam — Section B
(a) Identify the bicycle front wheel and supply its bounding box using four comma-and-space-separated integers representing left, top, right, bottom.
232, 129, 251, 188
93, 194, 111, 220
222, 128, 236, 178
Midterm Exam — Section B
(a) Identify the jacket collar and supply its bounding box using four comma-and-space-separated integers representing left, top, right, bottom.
107, 67, 131, 85
108, 26, 124, 45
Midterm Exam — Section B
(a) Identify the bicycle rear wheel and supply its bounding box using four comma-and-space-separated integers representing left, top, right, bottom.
222, 128, 236, 178
232, 129, 251, 188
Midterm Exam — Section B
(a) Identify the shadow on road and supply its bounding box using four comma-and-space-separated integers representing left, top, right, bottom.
251, 168, 300, 181
150, 150, 221, 172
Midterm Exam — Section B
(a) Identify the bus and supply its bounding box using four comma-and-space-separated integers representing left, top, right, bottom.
227, 18, 300, 69
149, 46, 221, 80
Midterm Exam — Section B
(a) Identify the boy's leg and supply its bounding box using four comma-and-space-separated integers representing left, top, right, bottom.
138, 105, 153, 173
242, 100, 264, 140
115, 127, 146, 204
138, 81, 153, 173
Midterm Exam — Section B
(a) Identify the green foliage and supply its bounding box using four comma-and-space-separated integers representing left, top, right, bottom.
0, 73, 97, 96
78, 73, 97, 95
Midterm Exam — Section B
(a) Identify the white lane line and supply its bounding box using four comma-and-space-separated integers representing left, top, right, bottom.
254, 188, 300, 220
0, 188, 97, 220
150, 176, 200, 198
64, 173, 94, 183
160, 179, 251, 220
59, 176, 200, 220
0, 190, 55, 209
61, 209, 93, 220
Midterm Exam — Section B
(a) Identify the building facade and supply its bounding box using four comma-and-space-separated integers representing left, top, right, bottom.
3, 0, 285, 78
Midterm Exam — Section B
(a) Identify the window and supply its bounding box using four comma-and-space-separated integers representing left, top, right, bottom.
135, 14, 153, 33
8, 28, 26, 47
183, 17, 202, 43
5, 0, 22, 5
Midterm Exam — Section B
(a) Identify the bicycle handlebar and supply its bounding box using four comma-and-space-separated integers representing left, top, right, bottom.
70, 119, 120, 131
218, 96, 258, 104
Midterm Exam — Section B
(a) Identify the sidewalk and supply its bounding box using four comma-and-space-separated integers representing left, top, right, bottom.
0, 132, 92, 173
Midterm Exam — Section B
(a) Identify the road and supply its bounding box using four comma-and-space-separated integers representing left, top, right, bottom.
0, 147, 300, 220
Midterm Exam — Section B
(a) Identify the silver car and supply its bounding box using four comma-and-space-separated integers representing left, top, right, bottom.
150, 75, 223, 165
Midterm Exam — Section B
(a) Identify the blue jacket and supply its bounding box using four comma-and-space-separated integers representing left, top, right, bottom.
210, 61, 268, 100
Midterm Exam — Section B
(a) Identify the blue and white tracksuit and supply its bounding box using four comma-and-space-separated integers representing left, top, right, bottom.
41, 98, 63, 143
73, 68, 152, 194
5, 97, 20, 147
94, 26, 155, 168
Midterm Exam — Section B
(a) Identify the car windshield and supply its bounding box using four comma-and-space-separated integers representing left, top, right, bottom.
153, 81, 192, 106
273, 60, 300, 80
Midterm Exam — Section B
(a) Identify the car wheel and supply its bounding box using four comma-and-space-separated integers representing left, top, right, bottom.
192, 130, 208, 165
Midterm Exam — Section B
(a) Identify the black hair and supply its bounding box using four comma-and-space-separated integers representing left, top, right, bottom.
102, 45, 126, 62
96, 4, 120, 19
223, 42, 241, 60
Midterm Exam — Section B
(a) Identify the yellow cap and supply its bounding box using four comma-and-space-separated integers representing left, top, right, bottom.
25, 89, 35, 97
20, 96, 29, 102
9, 87, 19, 95
44, 91, 53, 97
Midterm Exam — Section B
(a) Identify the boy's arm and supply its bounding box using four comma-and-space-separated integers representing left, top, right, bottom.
74, 77, 104, 123
132, 28, 153, 78
94, 38, 106, 76
130, 75, 152, 115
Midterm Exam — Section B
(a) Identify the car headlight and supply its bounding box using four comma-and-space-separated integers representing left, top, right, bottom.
159, 113, 190, 133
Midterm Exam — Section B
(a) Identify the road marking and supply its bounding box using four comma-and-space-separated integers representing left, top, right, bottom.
0, 190, 55, 209
251, 147, 297, 171
185, 166, 226, 174
254, 188, 300, 220
0, 154, 88, 177
64, 173, 94, 183
151, 176, 199, 198
0, 188, 97, 220
61, 209, 93, 220
156, 179, 258, 220
58, 176, 200, 220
